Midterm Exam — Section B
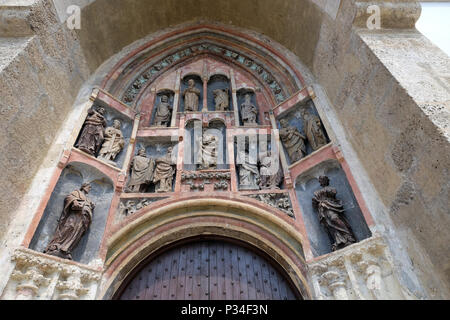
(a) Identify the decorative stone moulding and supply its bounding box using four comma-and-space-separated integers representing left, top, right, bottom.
353, 1, 421, 29
181, 171, 232, 192
308, 236, 417, 300
117, 197, 166, 220
122, 42, 287, 106
2, 248, 102, 300
246, 193, 295, 218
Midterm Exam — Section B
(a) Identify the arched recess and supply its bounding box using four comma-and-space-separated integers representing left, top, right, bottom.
98, 197, 311, 300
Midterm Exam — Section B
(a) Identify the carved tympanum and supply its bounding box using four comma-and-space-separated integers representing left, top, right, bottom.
183, 79, 201, 112
98, 119, 125, 163
213, 88, 229, 111
279, 118, 306, 163
154, 95, 172, 127
312, 176, 356, 252
76, 107, 107, 156
240, 94, 258, 126
302, 109, 328, 151
44, 183, 94, 260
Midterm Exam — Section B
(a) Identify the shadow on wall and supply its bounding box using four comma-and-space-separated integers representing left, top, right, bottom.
29, 162, 114, 264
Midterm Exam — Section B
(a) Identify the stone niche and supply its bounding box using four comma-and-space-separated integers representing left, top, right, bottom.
74, 104, 133, 169
277, 100, 330, 165
150, 90, 175, 127
180, 74, 203, 112
207, 74, 232, 112
29, 162, 114, 265
237, 89, 260, 126
127, 137, 178, 193
295, 160, 371, 257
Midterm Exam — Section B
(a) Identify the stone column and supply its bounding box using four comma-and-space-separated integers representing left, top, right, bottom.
171, 70, 181, 127
230, 69, 240, 126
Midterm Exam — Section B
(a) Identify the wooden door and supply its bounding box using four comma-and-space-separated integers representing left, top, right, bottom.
117, 240, 299, 300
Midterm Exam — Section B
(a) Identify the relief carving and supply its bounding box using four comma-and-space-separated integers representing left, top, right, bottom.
44, 183, 94, 261
98, 119, 125, 164
302, 109, 328, 151
259, 151, 283, 190
312, 176, 356, 252
236, 146, 260, 190
154, 95, 172, 127
247, 193, 294, 218
279, 119, 306, 163
76, 107, 107, 156
213, 88, 230, 111
198, 130, 219, 170
183, 79, 201, 112
240, 94, 258, 126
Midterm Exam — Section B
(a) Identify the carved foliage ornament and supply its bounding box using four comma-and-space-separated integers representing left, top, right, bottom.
122, 43, 286, 106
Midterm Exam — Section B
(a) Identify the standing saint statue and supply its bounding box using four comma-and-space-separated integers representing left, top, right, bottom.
259, 151, 283, 189
98, 119, 125, 163
312, 176, 356, 252
213, 88, 229, 111
153, 147, 176, 193
127, 148, 155, 193
154, 95, 172, 127
302, 109, 328, 151
236, 145, 260, 190
279, 119, 307, 163
240, 94, 258, 126
76, 107, 107, 156
183, 79, 201, 112
44, 183, 95, 260
198, 130, 219, 170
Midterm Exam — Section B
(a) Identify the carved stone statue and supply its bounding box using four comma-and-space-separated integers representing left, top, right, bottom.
198, 130, 219, 170
259, 151, 283, 189
236, 145, 260, 190
312, 176, 356, 252
154, 95, 172, 127
44, 183, 94, 260
302, 109, 328, 151
76, 107, 107, 156
240, 94, 258, 126
98, 119, 125, 163
279, 119, 306, 163
213, 88, 229, 111
183, 79, 201, 112
153, 147, 176, 193
127, 148, 155, 193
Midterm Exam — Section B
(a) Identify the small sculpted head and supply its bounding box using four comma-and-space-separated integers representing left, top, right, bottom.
81, 183, 92, 194
113, 119, 121, 129
318, 176, 330, 187
161, 95, 168, 103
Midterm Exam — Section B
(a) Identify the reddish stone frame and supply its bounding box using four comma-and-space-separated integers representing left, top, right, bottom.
21, 24, 376, 289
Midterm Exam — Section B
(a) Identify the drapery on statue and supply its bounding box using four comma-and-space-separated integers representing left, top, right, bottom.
76, 107, 107, 156
198, 130, 219, 170
279, 119, 307, 163
259, 151, 283, 189
44, 183, 95, 260
183, 79, 201, 111
98, 119, 125, 163
153, 147, 176, 193
302, 109, 328, 151
312, 176, 356, 252
127, 148, 155, 193
213, 88, 229, 111
240, 94, 258, 126
236, 145, 260, 190
154, 95, 172, 127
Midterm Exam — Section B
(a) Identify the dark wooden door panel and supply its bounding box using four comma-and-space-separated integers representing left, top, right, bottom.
118, 240, 298, 300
